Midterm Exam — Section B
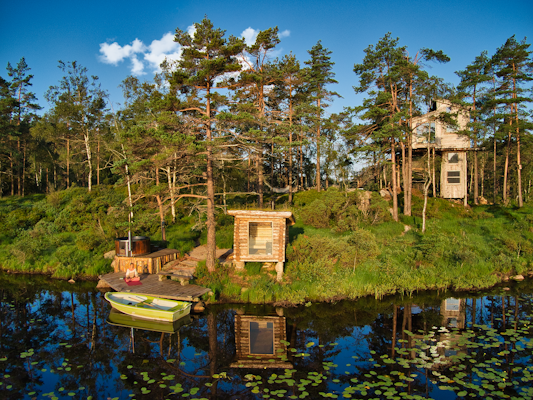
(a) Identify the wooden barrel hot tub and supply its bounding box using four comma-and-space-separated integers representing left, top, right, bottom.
115, 236, 151, 257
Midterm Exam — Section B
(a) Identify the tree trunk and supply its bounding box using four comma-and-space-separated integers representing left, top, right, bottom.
316, 97, 321, 191
299, 136, 304, 190
97, 135, 100, 186
10, 152, 14, 196
493, 129, 497, 204
257, 153, 264, 208
432, 147, 436, 198
66, 136, 70, 189
391, 140, 398, 222
22, 141, 26, 196
84, 132, 92, 192
17, 139, 21, 196
516, 119, 523, 207
167, 167, 176, 223
156, 195, 166, 241
503, 132, 511, 204
474, 148, 479, 205
205, 87, 217, 272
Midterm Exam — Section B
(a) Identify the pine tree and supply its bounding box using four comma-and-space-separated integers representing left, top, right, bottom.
490, 36, 532, 207
229, 27, 280, 208
456, 51, 491, 205
5, 58, 41, 196
45, 61, 107, 192
353, 33, 408, 221
304, 41, 339, 192
171, 17, 245, 271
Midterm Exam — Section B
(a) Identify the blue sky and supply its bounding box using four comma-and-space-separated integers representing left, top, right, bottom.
1, 0, 532, 115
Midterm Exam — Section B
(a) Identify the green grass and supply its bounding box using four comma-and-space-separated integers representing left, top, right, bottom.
1, 187, 532, 303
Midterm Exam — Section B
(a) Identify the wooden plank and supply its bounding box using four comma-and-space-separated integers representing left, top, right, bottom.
99, 272, 211, 301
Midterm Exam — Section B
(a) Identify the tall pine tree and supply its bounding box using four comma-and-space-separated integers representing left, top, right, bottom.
171, 17, 245, 271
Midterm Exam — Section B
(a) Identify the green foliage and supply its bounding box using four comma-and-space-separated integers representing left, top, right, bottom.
297, 188, 392, 231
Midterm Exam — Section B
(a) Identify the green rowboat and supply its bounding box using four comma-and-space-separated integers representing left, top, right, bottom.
107, 308, 191, 333
104, 292, 191, 322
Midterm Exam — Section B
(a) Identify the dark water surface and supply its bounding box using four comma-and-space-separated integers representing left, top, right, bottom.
1, 272, 532, 399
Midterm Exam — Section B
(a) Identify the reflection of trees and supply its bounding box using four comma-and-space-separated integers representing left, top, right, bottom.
1, 273, 533, 399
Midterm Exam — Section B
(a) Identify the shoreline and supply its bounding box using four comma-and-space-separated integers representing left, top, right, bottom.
2, 267, 531, 306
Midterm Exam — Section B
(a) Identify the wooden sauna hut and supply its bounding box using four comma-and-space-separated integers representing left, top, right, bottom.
227, 210, 295, 281
113, 236, 179, 275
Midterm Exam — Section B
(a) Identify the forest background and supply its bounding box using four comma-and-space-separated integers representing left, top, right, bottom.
1, 11, 532, 303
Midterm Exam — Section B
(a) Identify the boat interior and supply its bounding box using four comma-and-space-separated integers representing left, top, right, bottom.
111, 294, 187, 311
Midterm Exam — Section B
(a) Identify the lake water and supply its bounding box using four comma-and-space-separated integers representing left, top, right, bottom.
1, 272, 532, 399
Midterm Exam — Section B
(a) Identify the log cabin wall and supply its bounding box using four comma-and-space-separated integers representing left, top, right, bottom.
228, 211, 294, 264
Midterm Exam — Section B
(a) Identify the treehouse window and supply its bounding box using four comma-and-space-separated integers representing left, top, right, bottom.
249, 321, 274, 355
447, 171, 461, 184
448, 153, 460, 163
249, 222, 273, 255
416, 122, 435, 143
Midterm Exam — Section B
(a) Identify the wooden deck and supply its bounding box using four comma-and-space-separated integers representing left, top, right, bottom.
99, 272, 212, 302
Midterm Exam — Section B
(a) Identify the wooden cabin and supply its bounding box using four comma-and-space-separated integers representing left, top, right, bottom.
227, 210, 295, 281
411, 99, 472, 203
230, 314, 292, 369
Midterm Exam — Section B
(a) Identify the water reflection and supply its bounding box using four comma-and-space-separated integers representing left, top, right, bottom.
230, 309, 292, 369
1, 272, 533, 399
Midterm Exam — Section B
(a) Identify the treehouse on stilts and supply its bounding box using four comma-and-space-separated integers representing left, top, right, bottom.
227, 210, 295, 282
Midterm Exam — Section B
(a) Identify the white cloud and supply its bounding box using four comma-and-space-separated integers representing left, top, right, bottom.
130, 55, 146, 76
98, 33, 182, 76
241, 27, 259, 46
99, 38, 146, 65
279, 29, 290, 38
187, 24, 196, 38
144, 32, 182, 72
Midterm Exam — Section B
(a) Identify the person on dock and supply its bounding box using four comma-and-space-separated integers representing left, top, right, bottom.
125, 263, 140, 283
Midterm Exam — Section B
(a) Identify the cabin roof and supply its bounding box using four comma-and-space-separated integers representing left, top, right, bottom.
227, 210, 295, 225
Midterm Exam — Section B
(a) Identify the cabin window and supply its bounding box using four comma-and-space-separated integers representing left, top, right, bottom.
448, 153, 460, 163
447, 171, 461, 184
416, 122, 435, 143
249, 222, 273, 255
249, 321, 274, 355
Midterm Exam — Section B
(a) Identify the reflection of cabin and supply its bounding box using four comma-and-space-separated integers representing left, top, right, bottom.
436, 298, 467, 364
230, 314, 293, 369
227, 210, 295, 281
441, 297, 466, 330
411, 99, 472, 202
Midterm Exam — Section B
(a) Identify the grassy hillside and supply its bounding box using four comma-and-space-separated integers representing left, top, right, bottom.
1, 186, 532, 304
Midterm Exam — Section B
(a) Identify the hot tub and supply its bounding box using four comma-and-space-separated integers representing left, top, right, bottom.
115, 236, 151, 257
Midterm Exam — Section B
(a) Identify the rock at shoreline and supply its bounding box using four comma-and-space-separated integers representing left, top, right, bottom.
104, 250, 116, 260
96, 279, 111, 289
512, 274, 525, 281
68, 279, 75, 284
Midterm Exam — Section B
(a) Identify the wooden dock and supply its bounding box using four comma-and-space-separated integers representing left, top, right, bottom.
99, 272, 212, 302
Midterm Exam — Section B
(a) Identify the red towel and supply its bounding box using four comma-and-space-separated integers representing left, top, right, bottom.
126, 280, 142, 286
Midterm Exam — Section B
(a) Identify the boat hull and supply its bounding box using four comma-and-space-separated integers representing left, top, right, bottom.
107, 308, 191, 333
105, 292, 191, 322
